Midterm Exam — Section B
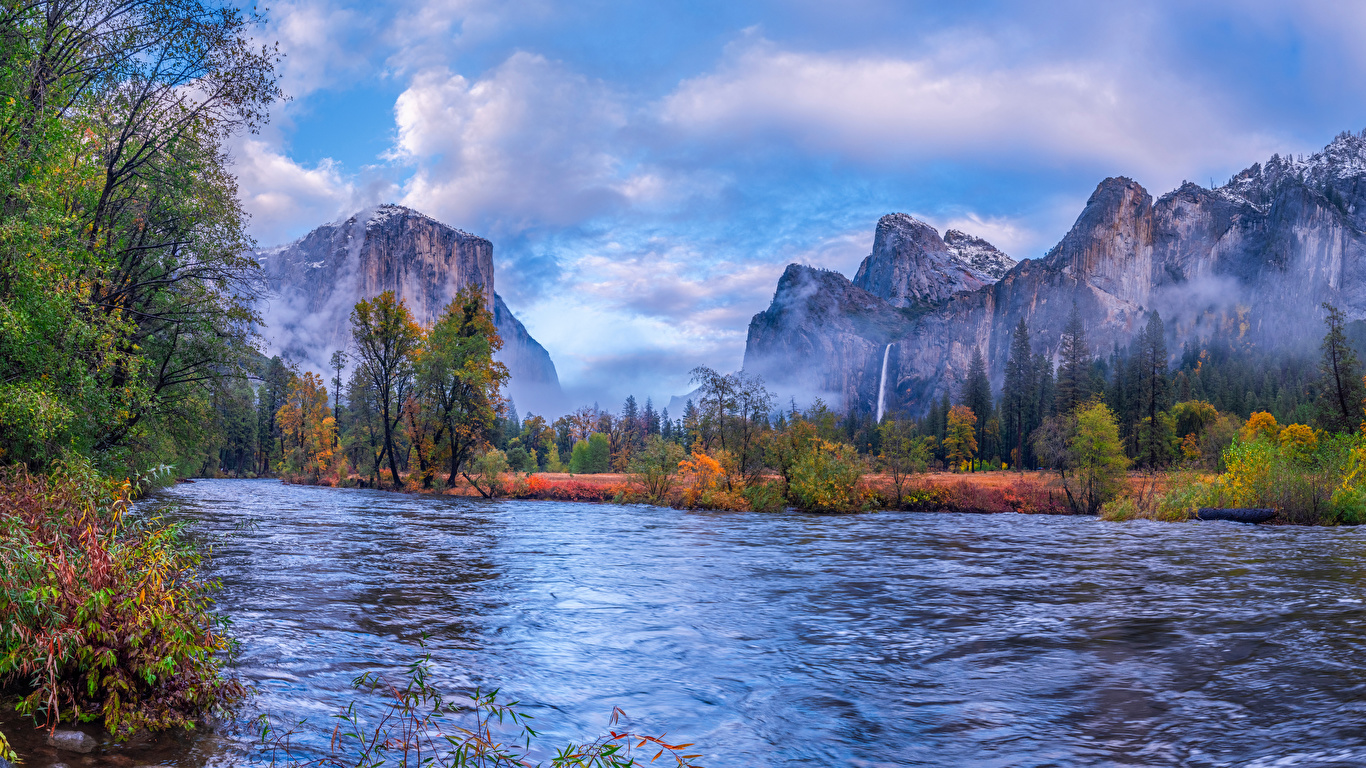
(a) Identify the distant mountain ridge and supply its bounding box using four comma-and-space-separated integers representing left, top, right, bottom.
258, 204, 564, 414
744, 130, 1366, 417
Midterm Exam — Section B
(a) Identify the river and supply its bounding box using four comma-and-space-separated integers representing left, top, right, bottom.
13, 478, 1366, 767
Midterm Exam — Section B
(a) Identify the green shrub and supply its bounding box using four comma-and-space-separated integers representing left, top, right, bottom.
1099, 496, 1139, 521
0, 460, 242, 738
788, 439, 864, 513
628, 436, 685, 503
469, 450, 509, 497
505, 445, 535, 473
741, 480, 787, 513
586, 433, 611, 473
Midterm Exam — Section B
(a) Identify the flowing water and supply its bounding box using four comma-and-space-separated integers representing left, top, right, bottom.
876, 344, 891, 423
11, 478, 1366, 767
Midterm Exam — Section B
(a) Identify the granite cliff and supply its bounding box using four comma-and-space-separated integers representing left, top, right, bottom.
259, 204, 564, 414
744, 130, 1366, 417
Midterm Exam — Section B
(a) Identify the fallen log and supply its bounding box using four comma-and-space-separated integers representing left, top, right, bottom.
1196, 507, 1275, 524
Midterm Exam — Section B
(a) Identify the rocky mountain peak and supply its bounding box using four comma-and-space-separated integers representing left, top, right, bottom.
1217, 130, 1366, 213
852, 213, 1002, 307
944, 229, 1016, 279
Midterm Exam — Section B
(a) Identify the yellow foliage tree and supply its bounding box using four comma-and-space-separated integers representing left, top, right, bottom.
944, 405, 978, 471
1241, 411, 1279, 443
1278, 423, 1318, 453
276, 372, 335, 479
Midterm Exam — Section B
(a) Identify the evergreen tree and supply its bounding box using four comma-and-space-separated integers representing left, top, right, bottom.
1055, 302, 1091, 413
682, 398, 699, 452
960, 348, 992, 470
1136, 311, 1172, 467
256, 356, 292, 475
643, 397, 660, 435
1034, 352, 1056, 420
1001, 319, 1035, 470
329, 350, 348, 448
1317, 303, 1366, 433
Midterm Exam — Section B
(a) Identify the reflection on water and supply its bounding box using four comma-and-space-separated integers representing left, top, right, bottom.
10, 478, 1366, 767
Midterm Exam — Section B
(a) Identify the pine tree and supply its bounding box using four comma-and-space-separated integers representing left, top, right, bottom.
1317, 303, 1366, 433
960, 348, 992, 470
1001, 319, 1035, 471
1056, 302, 1091, 413
643, 397, 660, 435
1136, 311, 1172, 467
1034, 352, 1055, 421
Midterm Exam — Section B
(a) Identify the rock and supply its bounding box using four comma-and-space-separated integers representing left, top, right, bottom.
47, 730, 98, 753
744, 131, 1366, 416
257, 203, 564, 412
494, 293, 564, 414
945, 229, 1016, 280
1196, 507, 1276, 524
852, 213, 1006, 307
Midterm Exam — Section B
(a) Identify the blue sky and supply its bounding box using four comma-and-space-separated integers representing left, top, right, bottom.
236, 0, 1366, 410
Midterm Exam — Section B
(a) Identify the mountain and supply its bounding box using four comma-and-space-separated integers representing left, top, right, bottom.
744, 130, 1366, 417
258, 204, 564, 414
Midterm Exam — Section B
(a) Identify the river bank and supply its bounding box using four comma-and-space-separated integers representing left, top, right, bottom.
279, 468, 1222, 519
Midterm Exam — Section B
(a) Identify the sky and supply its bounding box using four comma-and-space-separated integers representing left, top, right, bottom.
235, 0, 1366, 410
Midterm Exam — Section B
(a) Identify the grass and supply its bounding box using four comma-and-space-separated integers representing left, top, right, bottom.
255, 644, 704, 768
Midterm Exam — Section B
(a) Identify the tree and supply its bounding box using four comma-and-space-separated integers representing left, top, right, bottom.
731, 372, 774, 483
1135, 311, 1172, 467
1056, 302, 1091, 413
1317, 303, 1365, 433
629, 435, 686, 503
275, 372, 334, 479
878, 420, 934, 506
1034, 402, 1129, 514
586, 433, 611, 473
329, 350, 348, 447
689, 366, 735, 451
961, 348, 992, 469
351, 291, 423, 488
416, 286, 509, 492
944, 405, 978, 470
1001, 319, 1036, 471
255, 356, 291, 475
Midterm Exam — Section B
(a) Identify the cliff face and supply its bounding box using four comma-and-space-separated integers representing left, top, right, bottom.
260, 204, 564, 414
744, 131, 1366, 417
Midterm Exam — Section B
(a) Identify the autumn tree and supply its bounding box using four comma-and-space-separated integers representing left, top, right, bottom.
944, 405, 978, 470
351, 291, 423, 488
416, 286, 509, 493
276, 372, 335, 479
1034, 402, 1129, 514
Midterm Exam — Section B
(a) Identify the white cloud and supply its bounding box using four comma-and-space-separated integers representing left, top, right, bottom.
230, 135, 364, 246
392, 52, 641, 233
260, 0, 365, 99
660, 37, 1287, 192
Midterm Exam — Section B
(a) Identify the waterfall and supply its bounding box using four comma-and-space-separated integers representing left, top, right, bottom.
876, 344, 891, 422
